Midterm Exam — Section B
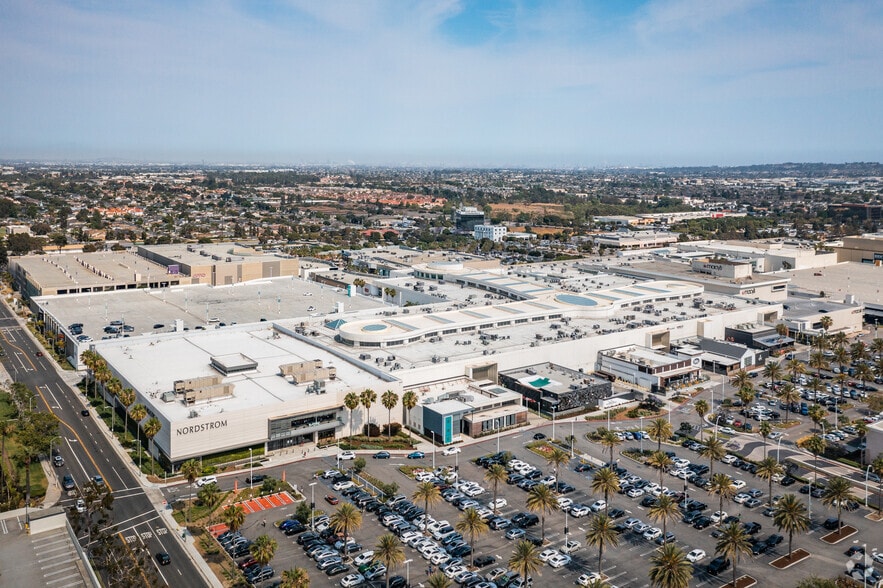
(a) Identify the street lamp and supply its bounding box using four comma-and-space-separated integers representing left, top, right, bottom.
865, 465, 873, 507
404, 559, 412, 585
551, 404, 556, 441
138, 439, 142, 472
776, 437, 783, 464
249, 448, 254, 490
639, 416, 644, 454
309, 482, 317, 531
570, 418, 575, 459
432, 431, 436, 469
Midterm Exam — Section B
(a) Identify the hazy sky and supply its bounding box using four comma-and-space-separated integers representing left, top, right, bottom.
1, 0, 881, 167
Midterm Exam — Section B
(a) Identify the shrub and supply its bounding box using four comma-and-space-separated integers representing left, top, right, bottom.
382, 422, 402, 436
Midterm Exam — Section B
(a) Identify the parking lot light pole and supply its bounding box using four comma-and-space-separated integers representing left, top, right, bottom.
249, 448, 253, 490
404, 559, 412, 585
432, 431, 436, 469
570, 418, 575, 458
551, 404, 556, 441
640, 417, 644, 453
309, 482, 316, 531
865, 465, 873, 507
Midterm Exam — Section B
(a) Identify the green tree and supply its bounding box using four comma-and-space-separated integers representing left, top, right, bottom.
485, 464, 508, 514
699, 435, 726, 481
694, 399, 709, 441
599, 429, 622, 465
280, 567, 310, 588
647, 418, 673, 453
426, 573, 452, 588
799, 435, 827, 495
411, 482, 442, 527
344, 392, 360, 438
714, 521, 752, 588
648, 543, 692, 588
545, 447, 571, 487
709, 473, 736, 526
222, 504, 246, 533
647, 450, 673, 488
585, 513, 619, 578
374, 533, 405, 588
179, 459, 201, 522
250, 534, 278, 566
360, 389, 377, 438
508, 540, 542, 586
755, 457, 784, 507
763, 361, 782, 393
591, 467, 620, 515
455, 508, 488, 567
777, 383, 800, 425
381, 390, 398, 440
821, 477, 855, 531
773, 493, 809, 558
141, 417, 162, 475
118, 387, 135, 438
759, 421, 773, 459
648, 494, 680, 543
401, 391, 418, 438
329, 503, 362, 557
197, 482, 220, 507
526, 482, 557, 542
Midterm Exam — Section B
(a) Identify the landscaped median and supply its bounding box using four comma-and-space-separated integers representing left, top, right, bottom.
769, 548, 810, 569
719, 575, 757, 588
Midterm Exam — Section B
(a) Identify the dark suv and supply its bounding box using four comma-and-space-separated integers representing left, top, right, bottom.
707, 556, 731, 575
62, 474, 75, 491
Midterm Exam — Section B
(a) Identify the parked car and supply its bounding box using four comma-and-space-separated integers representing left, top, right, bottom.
407, 451, 426, 459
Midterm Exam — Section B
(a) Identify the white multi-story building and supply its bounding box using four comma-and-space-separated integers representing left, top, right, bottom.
473, 224, 508, 242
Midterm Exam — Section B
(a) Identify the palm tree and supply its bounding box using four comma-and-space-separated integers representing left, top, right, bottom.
329, 503, 362, 558
374, 533, 405, 588
708, 473, 736, 526
179, 459, 201, 522
648, 543, 692, 588
455, 508, 488, 567
401, 390, 418, 438
758, 421, 772, 459
381, 390, 398, 440
821, 477, 855, 532
411, 482, 441, 527
106, 378, 122, 431
694, 399, 709, 441
871, 454, 883, 513
508, 540, 542, 586
832, 346, 850, 376
714, 521, 752, 588
648, 418, 673, 453
777, 383, 800, 425
251, 534, 278, 566
361, 389, 377, 438
854, 421, 868, 465
755, 457, 784, 507
197, 481, 221, 507
599, 429, 622, 465
807, 404, 827, 433
729, 369, 753, 396
856, 363, 874, 394
808, 350, 828, 379
485, 464, 508, 514
526, 483, 557, 542
737, 387, 754, 408
118, 387, 135, 438
585, 513, 619, 578
222, 504, 246, 532
591, 468, 620, 515
648, 495, 679, 543
763, 361, 782, 393
699, 435, 726, 481
799, 435, 827, 497
344, 392, 360, 438
850, 340, 869, 363
280, 567, 310, 588
142, 416, 162, 475
786, 358, 806, 384
426, 572, 452, 588
773, 493, 809, 558
646, 451, 673, 488
545, 447, 571, 487
129, 402, 147, 429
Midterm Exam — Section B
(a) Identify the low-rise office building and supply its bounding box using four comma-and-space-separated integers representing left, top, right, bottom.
597, 345, 702, 396
473, 224, 508, 242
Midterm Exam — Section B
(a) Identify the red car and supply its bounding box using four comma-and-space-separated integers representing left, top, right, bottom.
36, 351, 44, 357
325, 495, 339, 505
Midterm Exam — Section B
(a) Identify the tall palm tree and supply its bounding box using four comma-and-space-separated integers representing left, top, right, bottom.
830, 331, 848, 350
545, 447, 571, 487
648, 543, 691, 588
508, 540, 542, 587
799, 435, 827, 497
344, 392, 360, 438
763, 361, 782, 393
585, 513, 619, 578
591, 468, 620, 515
222, 504, 246, 533
648, 418, 673, 453
280, 567, 310, 588
648, 495, 679, 543
179, 459, 201, 522
808, 350, 828, 379
485, 464, 508, 514
455, 508, 488, 567
871, 337, 883, 357
856, 363, 874, 394
526, 483, 557, 542
777, 383, 800, 425
773, 493, 809, 558
599, 429, 622, 465
426, 572, 452, 588
329, 503, 362, 558
106, 378, 122, 431
832, 346, 850, 376
871, 454, 883, 513
197, 481, 221, 507
381, 390, 398, 440
401, 391, 418, 438
755, 457, 784, 507
412, 482, 441, 528
714, 521, 752, 588
821, 477, 855, 532
699, 435, 726, 480
694, 399, 709, 441
850, 340, 869, 364
118, 387, 135, 438
786, 358, 806, 384
807, 404, 827, 433
854, 421, 868, 465
142, 417, 162, 475
758, 421, 772, 459
708, 473, 736, 526
729, 369, 753, 397
374, 533, 405, 588
647, 451, 673, 488
129, 402, 147, 429
251, 534, 278, 566
361, 389, 377, 438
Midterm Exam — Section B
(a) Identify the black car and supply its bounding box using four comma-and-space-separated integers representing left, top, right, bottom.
533, 433, 546, 440
780, 476, 796, 486
765, 534, 783, 547
692, 516, 712, 530
507, 474, 524, 485
750, 539, 769, 555
524, 535, 543, 546
62, 474, 75, 491
823, 517, 840, 530
473, 555, 496, 568
682, 510, 702, 524
641, 496, 658, 508
388, 576, 408, 588
574, 463, 593, 473
555, 482, 576, 494
155, 552, 171, 565
608, 508, 626, 519
707, 556, 731, 575
245, 474, 267, 484
742, 521, 762, 535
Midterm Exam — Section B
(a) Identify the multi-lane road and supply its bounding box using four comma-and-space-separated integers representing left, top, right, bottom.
0, 301, 206, 588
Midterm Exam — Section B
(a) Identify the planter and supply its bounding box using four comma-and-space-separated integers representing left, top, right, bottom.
770, 548, 810, 569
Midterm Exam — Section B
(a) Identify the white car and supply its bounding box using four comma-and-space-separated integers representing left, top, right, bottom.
488, 498, 508, 510
643, 527, 662, 541
873, 552, 883, 565
557, 497, 573, 510
577, 573, 602, 586
731, 479, 747, 490
710, 511, 727, 523
626, 487, 645, 498
74, 499, 86, 513
338, 451, 356, 460
442, 447, 462, 456
353, 551, 375, 567
686, 549, 706, 563
196, 475, 218, 487
547, 553, 571, 568
561, 540, 582, 554
720, 427, 737, 435
733, 493, 750, 504
569, 504, 591, 517
721, 454, 738, 465
538, 549, 559, 563
341, 573, 365, 588
333, 480, 355, 491
590, 500, 606, 512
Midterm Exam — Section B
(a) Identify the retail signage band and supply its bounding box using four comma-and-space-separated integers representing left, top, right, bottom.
175, 420, 228, 436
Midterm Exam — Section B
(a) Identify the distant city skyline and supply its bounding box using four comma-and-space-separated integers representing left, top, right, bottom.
1, 0, 881, 167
